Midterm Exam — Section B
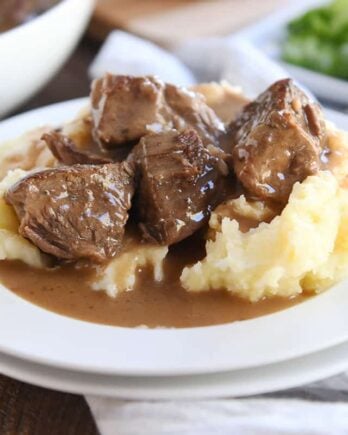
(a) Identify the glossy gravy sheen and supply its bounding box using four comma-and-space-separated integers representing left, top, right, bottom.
0, 237, 308, 328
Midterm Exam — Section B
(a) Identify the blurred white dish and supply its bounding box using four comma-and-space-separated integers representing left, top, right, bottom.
237, 0, 348, 106
0, 0, 94, 117
282, 63, 348, 106
0, 100, 347, 378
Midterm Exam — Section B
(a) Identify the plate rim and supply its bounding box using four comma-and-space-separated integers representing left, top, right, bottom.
0, 340, 348, 399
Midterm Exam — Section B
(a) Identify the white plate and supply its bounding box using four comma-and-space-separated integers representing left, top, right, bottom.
0, 340, 348, 399
0, 99, 347, 377
238, 0, 348, 106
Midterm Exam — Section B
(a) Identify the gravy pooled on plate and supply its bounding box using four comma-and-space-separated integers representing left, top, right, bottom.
0, 237, 307, 328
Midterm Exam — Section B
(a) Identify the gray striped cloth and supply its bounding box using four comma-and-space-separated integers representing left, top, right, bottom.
87, 372, 348, 435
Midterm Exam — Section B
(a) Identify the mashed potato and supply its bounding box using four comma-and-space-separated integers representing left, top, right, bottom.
0, 169, 46, 268
0, 128, 56, 268
0, 128, 56, 180
192, 82, 248, 124
210, 195, 278, 235
181, 171, 348, 301
326, 125, 348, 186
92, 244, 168, 297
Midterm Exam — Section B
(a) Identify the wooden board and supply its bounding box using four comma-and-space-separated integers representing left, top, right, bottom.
0, 374, 97, 435
90, 0, 288, 48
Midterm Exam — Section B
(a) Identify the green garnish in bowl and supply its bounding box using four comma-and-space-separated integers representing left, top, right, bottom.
282, 0, 348, 80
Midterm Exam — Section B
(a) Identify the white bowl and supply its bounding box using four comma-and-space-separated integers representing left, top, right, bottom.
0, 0, 94, 118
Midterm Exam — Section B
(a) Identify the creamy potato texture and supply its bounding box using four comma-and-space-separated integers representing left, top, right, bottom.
0, 169, 46, 268
0, 128, 56, 179
0, 128, 58, 269
92, 243, 168, 297
181, 126, 348, 301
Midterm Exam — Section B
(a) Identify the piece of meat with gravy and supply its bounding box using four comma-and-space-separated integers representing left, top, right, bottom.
91, 75, 163, 148
132, 129, 229, 245
43, 113, 133, 166
5, 163, 135, 262
43, 131, 114, 165
164, 83, 225, 147
230, 79, 326, 203
91, 74, 225, 149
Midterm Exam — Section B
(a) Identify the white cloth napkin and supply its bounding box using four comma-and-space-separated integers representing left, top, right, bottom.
87, 31, 348, 434
89, 31, 196, 87
86, 373, 348, 435
89, 31, 290, 98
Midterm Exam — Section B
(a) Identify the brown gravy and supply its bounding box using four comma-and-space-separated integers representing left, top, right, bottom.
0, 237, 308, 328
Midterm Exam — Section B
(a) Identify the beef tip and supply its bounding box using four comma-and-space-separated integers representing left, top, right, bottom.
43, 131, 114, 165
91, 75, 163, 148
230, 79, 326, 203
5, 163, 135, 262
43, 113, 133, 166
91, 74, 225, 149
132, 129, 228, 245
164, 83, 225, 147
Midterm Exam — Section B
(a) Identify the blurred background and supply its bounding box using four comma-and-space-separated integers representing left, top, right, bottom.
2, 0, 347, 121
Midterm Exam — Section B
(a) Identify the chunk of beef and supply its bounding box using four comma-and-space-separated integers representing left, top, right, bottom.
164, 84, 225, 147
43, 131, 113, 165
132, 129, 228, 245
5, 163, 135, 262
91, 74, 225, 149
43, 113, 133, 166
230, 79, 326, 203
91, 75, 163, 148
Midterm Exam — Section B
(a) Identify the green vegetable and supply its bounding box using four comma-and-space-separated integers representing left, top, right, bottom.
282, 0, 348, 79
